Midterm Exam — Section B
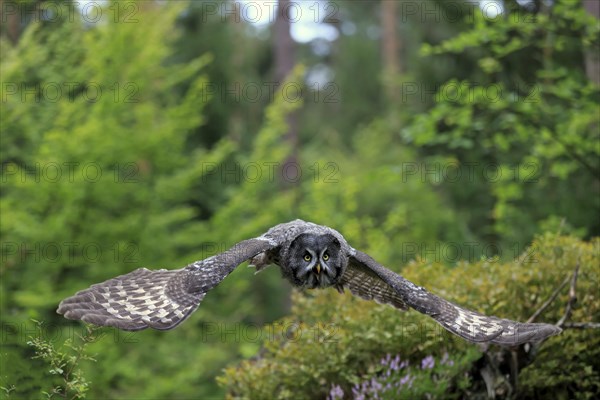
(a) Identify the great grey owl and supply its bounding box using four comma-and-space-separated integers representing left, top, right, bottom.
58, 220, 560, 346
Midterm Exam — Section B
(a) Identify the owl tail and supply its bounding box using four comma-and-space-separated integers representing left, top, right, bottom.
57, 267, 203, 331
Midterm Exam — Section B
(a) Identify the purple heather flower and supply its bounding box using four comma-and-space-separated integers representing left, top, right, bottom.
371, 378, 382, 391
389, 355, 401, 371
400, 373, 412, 386
352, 387, 363, 400
328, 384, 344, 400
382, 353, 391, 366
441, 352, 454, 366
421, 355, 435, 370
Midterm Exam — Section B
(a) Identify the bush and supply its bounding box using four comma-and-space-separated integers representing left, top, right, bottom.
219, 233, 599, 399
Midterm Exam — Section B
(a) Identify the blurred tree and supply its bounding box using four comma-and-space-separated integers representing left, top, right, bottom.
404, 0, 600, 250
1, 0, 598, 398
583, 0, 600, 84
382, 0, 401, 103
274, 0, 299, 184
0, 1, 235, 398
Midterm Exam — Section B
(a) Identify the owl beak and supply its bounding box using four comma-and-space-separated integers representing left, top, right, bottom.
315, 263, 321, 274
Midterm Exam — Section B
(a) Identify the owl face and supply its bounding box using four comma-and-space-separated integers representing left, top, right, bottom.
286, 233, 344, 289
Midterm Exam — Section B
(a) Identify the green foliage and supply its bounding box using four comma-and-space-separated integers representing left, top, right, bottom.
0, 320, 98, 399
26, 320, 97, 399
407, 0, 600, 248
219, 234, 599, 399
1, 0, 598, 398
297, 118, 470, 264
0, 2, 235, 398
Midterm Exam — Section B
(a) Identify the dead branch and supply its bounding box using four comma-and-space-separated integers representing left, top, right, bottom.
557, 261, 580, 328
562, 322, 600, 329
527, 273, 571, 323
477, 261, 590, 399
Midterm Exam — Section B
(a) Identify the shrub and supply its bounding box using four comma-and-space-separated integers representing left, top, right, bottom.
219, 233, 599, 399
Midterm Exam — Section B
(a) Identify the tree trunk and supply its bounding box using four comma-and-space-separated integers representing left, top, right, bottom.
1, 0, 24, 44
381, 0, 402, 103
583, 0, 600, 84
274, 0, 298, 177
272, 0, 297, 313
381, 0, 403, 131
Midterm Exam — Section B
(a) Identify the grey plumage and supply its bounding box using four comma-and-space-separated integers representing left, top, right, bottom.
57, 219, 561, 345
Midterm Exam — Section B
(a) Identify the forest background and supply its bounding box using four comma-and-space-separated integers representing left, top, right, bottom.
1, 0, 599, 398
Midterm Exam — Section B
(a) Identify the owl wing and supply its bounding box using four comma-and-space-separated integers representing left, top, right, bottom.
344, 250, 561, 346
339, 257, 408, 310
57, 236, 280, 331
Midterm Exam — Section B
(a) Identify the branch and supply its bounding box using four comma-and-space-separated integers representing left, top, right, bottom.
557, 262, 580, 328
532, 260, 598, 332
523, 262, 580, 356
548, 131, 600, 180
476, 262, 588, 400
527, 273, 571, 323
562, 322, 600, 329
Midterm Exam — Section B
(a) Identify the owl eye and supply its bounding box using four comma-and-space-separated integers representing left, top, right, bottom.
322, 253, 330, 261
303, 253, 312, 262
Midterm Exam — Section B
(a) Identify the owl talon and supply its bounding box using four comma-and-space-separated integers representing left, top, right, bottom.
249, 253, 273, 274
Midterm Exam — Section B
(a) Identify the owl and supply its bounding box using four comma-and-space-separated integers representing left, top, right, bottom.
57, 220, 560, 345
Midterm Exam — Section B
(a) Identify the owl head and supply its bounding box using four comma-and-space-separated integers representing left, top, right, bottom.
285, 233, 346, 288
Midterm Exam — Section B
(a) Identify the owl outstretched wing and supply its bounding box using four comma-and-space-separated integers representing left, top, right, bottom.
344, 250, 561, 346
57, 236, 280, 331
339, 258, 408, 310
